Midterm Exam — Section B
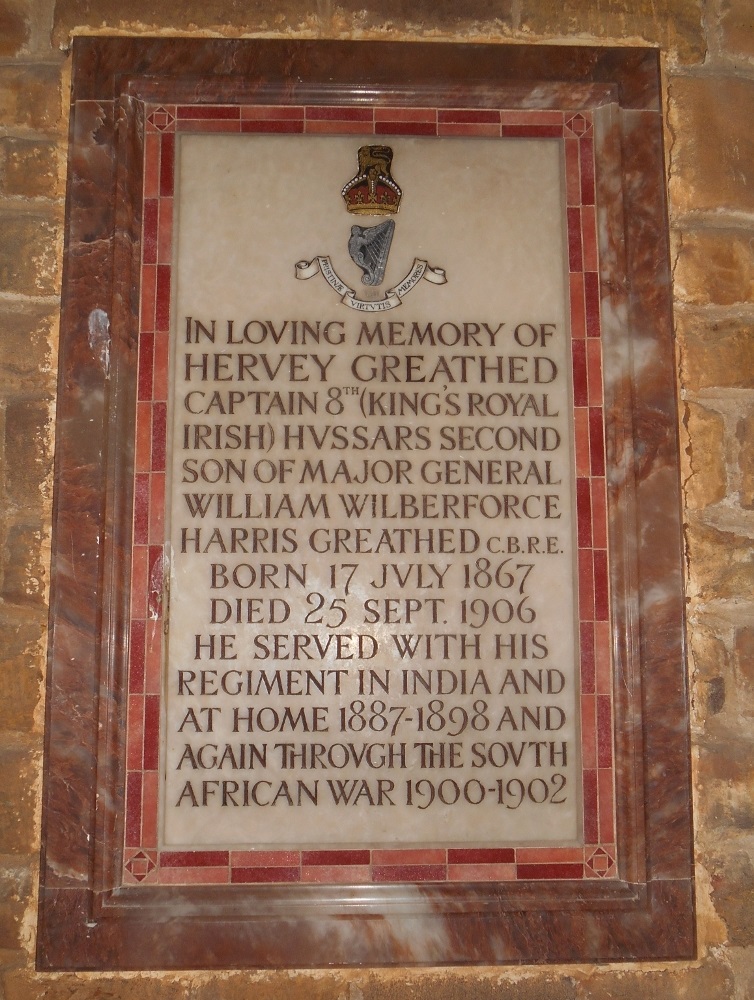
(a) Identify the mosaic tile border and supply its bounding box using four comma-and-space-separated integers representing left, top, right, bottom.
124, 104, 616, 886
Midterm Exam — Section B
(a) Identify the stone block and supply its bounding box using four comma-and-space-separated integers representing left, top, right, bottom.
686, 519, 754, 602
0, 139, 61, 199
0, 306, 56, 397
0, 742, 37, 854
697, 737, 754, 834
54, 0, 323, 43
684, 401, 726, 509
0, 215, 59, 296
708, 849, 754, 946
0, 613, 44, 733
673, 228, 754, 306
0, 2, 29, 57
720, 0, 754, 59
676, 312, 754, 391
3, 398, 51, 517
0, 65, 61, 132
738, 410, 754, 509
570, 962, 733, 1000
0, 859, 31, 951
669, 76, 754, 215
520, 0, 704, 64
1, 523, 46, 606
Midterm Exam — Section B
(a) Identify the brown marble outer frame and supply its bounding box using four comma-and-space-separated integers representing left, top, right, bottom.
38, 38, 694, 969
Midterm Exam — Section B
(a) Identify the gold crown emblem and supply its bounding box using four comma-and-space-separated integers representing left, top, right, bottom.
342, 145, 402, 215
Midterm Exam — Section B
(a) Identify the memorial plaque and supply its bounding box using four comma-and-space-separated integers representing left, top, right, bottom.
39, 40, 694, 969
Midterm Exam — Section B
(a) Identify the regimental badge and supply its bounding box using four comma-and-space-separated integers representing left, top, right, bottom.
348, 219, 395, 286
295, 144, 446, 312
342, 145, 402, 215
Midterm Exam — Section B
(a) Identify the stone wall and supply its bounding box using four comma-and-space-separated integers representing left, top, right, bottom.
0, 0, 751, 996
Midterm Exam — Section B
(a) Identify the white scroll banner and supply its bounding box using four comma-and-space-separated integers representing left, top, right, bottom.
295, 255, 447, 312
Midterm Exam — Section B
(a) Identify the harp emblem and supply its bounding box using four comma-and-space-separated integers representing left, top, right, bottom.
348, 220, 395, 286
295, 144, 446, 311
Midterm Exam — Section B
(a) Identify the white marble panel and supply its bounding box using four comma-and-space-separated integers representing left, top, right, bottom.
161, 133, 580, 848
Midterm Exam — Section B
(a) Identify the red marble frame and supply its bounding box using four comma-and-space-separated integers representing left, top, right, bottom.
39, 39, 693, 968
125, 104, 615, 888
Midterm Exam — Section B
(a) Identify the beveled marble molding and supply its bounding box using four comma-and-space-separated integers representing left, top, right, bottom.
38, 39, 694, 969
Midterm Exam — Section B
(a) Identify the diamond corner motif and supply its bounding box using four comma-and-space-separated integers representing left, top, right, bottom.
147, 107, 176, 132
124, 848, 158, 883
565, 113, 593, 138
585, 846, 616, 878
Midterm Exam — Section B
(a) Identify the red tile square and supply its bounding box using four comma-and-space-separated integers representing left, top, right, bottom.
567, 206, 583, 272
125, 771, 143, 848
177, 105, 239, 120
305, 120, 373, 134
565, 137, 580, 206
152, 332, 169, 402
580, 620, 595, 695
137, 331, 154, 403
374, 107, 436, 122
502, 124, 562, 137
159, 867, 230, 885
583, 767, 598, 843
576, 476, 592, 547
580, 135, 595, 205
578, 548, 595, 619
133, 473, 150, 545
151, 401, 167, 472
438, 122, 500, 137
517, 863, 583, 880
176, 119, 241, 133
584, 271, 601, 338
569, 272, 586, 339
598, 769, 615, 842
595, 620, 611, 694
143, 694, 160, 770
145, 618, 162, 695
581, 693, 596, 768
375, 121, 437, 136
574, 408, 590, 476
589, 406, 606, 477
126, 694, 144, 770
130, 545, 149, 620
447, 848, 515, 864
306, 106, 373, 121
135, 401, 152, 473
586, 338, 604, 405
231, 867, 300, 883
157, 197, 173, 263
241, 105, 305, 120
162, 850, 230, 867
571, 339, 588, 407
439, 109, 500, 124
155, 265, 171, 332
301, 865, 372, 883
231, 851, 300, 867
240, 119, 304, 134
593, 548, 609, 621
372, 865, 446, 883
144, 133, 161, 198
140, 265, 157, 333
301, 850, 370, 866
516, 847, 584, 863
597, 694, 613, 768
141, 770, 158, 848
447, 864, 516, 881
129, 619, 146, 694
581, 207, 598, 272
590, 477, 607, 549
159, 132, 175, 197
149, 472, 165, 544
142, 199, 158, 265
372, 849, 445, 865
